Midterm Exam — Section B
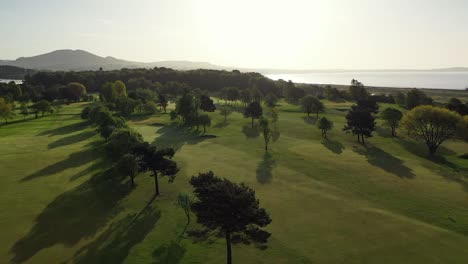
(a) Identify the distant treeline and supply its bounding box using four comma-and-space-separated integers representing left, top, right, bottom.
0, 65, 36, 80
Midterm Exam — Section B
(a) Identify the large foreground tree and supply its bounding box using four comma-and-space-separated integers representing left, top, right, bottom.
400, 105, 464, 155
190, 171, 271, 264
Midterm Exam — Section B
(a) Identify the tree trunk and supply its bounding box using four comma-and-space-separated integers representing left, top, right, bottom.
203, 125, 206, 133
251, 117, 254, 128
265, 143, 268, 152
153, 173, 160, 196
357, 134, 361, 143
130, 176, 135, 188
361, 135, 365, 145
316, 112, 319, 118
391, 126, 396, 137
225, 231, 232, 264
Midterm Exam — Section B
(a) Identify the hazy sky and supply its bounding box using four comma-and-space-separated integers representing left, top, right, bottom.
1, 0, 468, 69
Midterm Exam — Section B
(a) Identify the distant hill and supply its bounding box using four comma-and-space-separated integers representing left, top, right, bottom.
1, 49, 467, 74
0, 49, 225, 72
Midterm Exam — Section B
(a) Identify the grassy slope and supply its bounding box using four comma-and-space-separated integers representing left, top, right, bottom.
1, 101, 468, 264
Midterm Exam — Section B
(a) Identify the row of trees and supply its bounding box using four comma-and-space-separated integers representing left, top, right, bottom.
82, 100, 272, 264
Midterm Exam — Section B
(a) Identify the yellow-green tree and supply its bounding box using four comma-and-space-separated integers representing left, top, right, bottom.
0, 97, 15, 124
400, 105, 463, 155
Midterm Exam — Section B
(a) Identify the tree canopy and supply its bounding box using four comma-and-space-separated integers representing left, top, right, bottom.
400, 105, 464, 155
190, 171, 271, 264
381, 107, 403, 137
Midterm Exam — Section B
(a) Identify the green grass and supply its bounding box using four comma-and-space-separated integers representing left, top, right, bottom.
1, 101, 468, 263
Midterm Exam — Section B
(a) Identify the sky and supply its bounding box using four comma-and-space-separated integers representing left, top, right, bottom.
0, 0, 468, 70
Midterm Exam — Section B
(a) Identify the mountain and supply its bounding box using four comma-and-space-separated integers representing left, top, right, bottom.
1, 49, 467, 74
0, 50, 224, 72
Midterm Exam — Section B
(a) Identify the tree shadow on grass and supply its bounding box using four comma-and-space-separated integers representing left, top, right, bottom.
321, 139, 344, 154
214, 121, 229, 128
256, 153, 276, 184
10, 168, 132, 264
37, 121, 89, 136
302, 116, 317, 125
353, 145, 415, 178
241, 124, 260, 139
376, 126, 393, 138
152, 124, 215, 152
72, 207, 161, 264
21, 144, 105, 182
152, 241, 186, 264
399, 139, 457, 159
48, 130, 96, 149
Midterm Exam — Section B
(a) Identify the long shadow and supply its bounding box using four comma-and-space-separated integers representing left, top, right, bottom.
302, 116, 317, 125
48, 131, 96, 149
353, 145, 415, 178
37, 121, 89, 136
376, 126, 393, 138
10, 168, 132, 264
152, 124, 215, 152
21, 145, 104, 182
72, 207, 161, 264
241, 124, 260, 139
152, 241, 186, 264
321, 139, 345, 154
399, 139, 457, 159
256, 153, 276, 184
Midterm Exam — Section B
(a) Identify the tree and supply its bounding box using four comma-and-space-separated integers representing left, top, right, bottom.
176, 192, 194, 226
264, 93, 277, 108
381, 107, 403, 137
101, 82, 118, 102
190, 171, 271, 264
259, 117, 272, 152
343, 103, 376, 144
394, 92, 406, 107
0, 97, 14, 124
116, 154, 140, 188
239, 89, 251, 105
349, 79, 369, 101
219, 105, 233, 122
33, 100, 52, 117
19, 102, 29, 120
133, 142, 178, 196
158, 94, 168, 113
62, 82, 87, 102
107, 128, 144, 156
447, 98, 468, 116
199, 95, 216, 112
225, 87, 239, 104
175, 93, 196, 123
113, 80, 127, 97
317, 116, 333, 139
244, 101, 263, 127
301, 95, 324, 118
400, 105, 463, 155
115, 97, 139, 116
198, 114, 211, 133
406, 89, 432, 109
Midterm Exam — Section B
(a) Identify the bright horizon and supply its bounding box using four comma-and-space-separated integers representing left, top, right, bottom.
1, 0, 468, 70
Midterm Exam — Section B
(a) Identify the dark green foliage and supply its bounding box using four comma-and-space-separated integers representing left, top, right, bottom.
264, 93, 278, 108
394, 92, 406, 107
343, 100, 377, 144
219, 105, 233, 122
199, 95, 216, 112
197, 114, 211, 133
175, 93, 196, 123
61, 82, 87, 102
381, 108, 403, 137
190, 171, 271, 264
446, 98, 468, 115
116, 154, 140, 188
107, 128, 143, 157
244, 101, 263, 127
406, 89, 433, 109
349, 79, 369, 101
115, 97, 139, 116
132, 142, 178, 196
317, 117, 333, 139
301, 96, 324, 117
32, 100, 52, 117
158, 94, 168, 113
